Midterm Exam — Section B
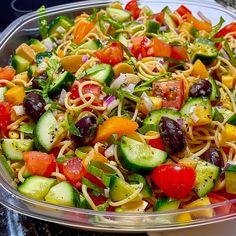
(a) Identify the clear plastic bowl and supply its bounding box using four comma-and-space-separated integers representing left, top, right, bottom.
0, 0, 236, 232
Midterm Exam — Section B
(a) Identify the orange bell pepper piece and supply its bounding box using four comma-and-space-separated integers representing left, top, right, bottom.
186, 12, 212, 33
74, 20, 94, 44
191, 59, 209, 79
57, 49, 64, 58
0, 66, 15, 81
93, 116, 139, 143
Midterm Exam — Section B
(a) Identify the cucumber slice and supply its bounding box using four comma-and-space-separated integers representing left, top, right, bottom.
180, 97, 211, 117
143, 108, 181, 131
118, 136, 167, 174
0, 87, 7, 102
154, 197, 181, 211
49, 71, 75, 96
109, 176, 142, 202
162, 7, 176, 31
1, 139, 34, 161
116, 33, 129, 47
34, 111, 64, 152
48, 16, 74, 37
11, 55, 30, 74
192, 38, 218, 65
27, 64, 37, 77
127, 174, 152, 198
27, 38, 47, 52
146, 20, 160, 33
45, 181, 75, 207
208, 77, 219, 101
106, 7, 131, 22
194, 160, 220, 197
225, 164, 236, 194
0, 155, 16, 179
18, 176, 56, 200
87, 63, 114, 85
78, 39, 102, 50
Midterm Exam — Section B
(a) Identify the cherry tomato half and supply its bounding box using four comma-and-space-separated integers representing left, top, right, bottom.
95, 42, 124, 66
152, 79, 184, 110
58, 157, 86, 189
23, 151, 56, 177
151, 164, 196, 199
176, 5, 191, 17
0, 102, 11, 136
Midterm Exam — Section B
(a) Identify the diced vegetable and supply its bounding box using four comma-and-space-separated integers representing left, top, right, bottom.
154, 197, 181, 211
18, 176, 56, 200
191, 59, 209, 78
93, 116, 138, 143
5, 86, 25, 105
223, 123, 236, 142
0, 66, 15, 81
15, 43, 35, 63
74, 20, 94, 44
221, 75, 234, 89
0, 87, 7, 102
11, 55, 30, 74
225, 164, 236, 194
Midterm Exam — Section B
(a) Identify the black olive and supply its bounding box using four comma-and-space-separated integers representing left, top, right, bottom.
189, 80, 212, 98
159, 116, 186, 153
201, 148, 224, 169
23, 92, 46, 121
32, 72, 48, 89
73, 115, 98, 146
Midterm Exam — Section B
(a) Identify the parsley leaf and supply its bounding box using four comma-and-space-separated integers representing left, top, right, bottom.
67, 114, 82, 137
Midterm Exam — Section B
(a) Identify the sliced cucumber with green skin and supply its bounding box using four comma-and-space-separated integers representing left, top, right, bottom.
154, 197, 181, 211
1, 139, 34, 161
146, 20, 160, 33
225, 164, 236, 194
11, 55, 30, 74
127, 174, 152, 198
106, 7, 131, 22
116, 32, 129, 47
48, 71, 75, 96
22, 167, 31, 178
0, 155, 16, 179
45, 181, 75, 207
118, 136, 167, 174
35, 51, 53, 64
208, 77, 219, 101
27, 64, 37, 77
87, 63, 114, 85
18, 176, 56, 200
143, 108, 181, 131
109, 176, 142, 202
27, 38, 46, 51
0, 87, 7, 102
34, 111, 64, 152
78, 39, 102, 50
192, 38, 218, 65
48, 16, 74, 37
212, 107, 236, 126
162, 6, 176, 31
194, 160, 220, 197
180, 97, 212, 117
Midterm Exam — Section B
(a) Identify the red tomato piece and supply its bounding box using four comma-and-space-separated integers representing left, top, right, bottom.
58, 157, 86, 189
23, 151, 56, 177
152, 79, 184, 110
130, 37, 153, 59
125, 0, 141, 20
89, 194, 115, 211
95, 42, 124, 66
176, 5, 191, 17
0, 66, 16, 82
151, 164, 196, 199
207, 193, 232, 215
0, 102, 11, 136
70, 84, 79, 99
148, 137, 165, 151
151, 12, 165, 25
84, 172, 106, 188
153, 38, 172, 57
171, 45, 188, 61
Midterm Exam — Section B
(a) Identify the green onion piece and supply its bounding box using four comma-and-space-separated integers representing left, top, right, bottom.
87, 164, 104, 178
90, 160, 116, 174
37, 5, 48, 39
75, 149, 87, 159
224, 41, 236, 67
82, 177, 104, 194
209, 17, 225, 39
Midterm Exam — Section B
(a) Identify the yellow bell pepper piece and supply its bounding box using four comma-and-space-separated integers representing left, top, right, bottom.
224, 123, 236, 142
189, 105, 211, 126
191, 59, 209, 79
16, 43, 35, 63
113, 63, 134, 77
222, 75, 234, 89
5, 86, 25, 105
150, 97, 162, 110
225, 165, 236, 194
15, 71, 29, 83
178, 22, 193, 34
184, 197, 213, 219
110, 1, 123, 9
176, 212, 192, 223
61, 55, 84, 73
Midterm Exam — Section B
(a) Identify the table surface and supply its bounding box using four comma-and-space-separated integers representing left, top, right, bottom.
0, 0, 235, 235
